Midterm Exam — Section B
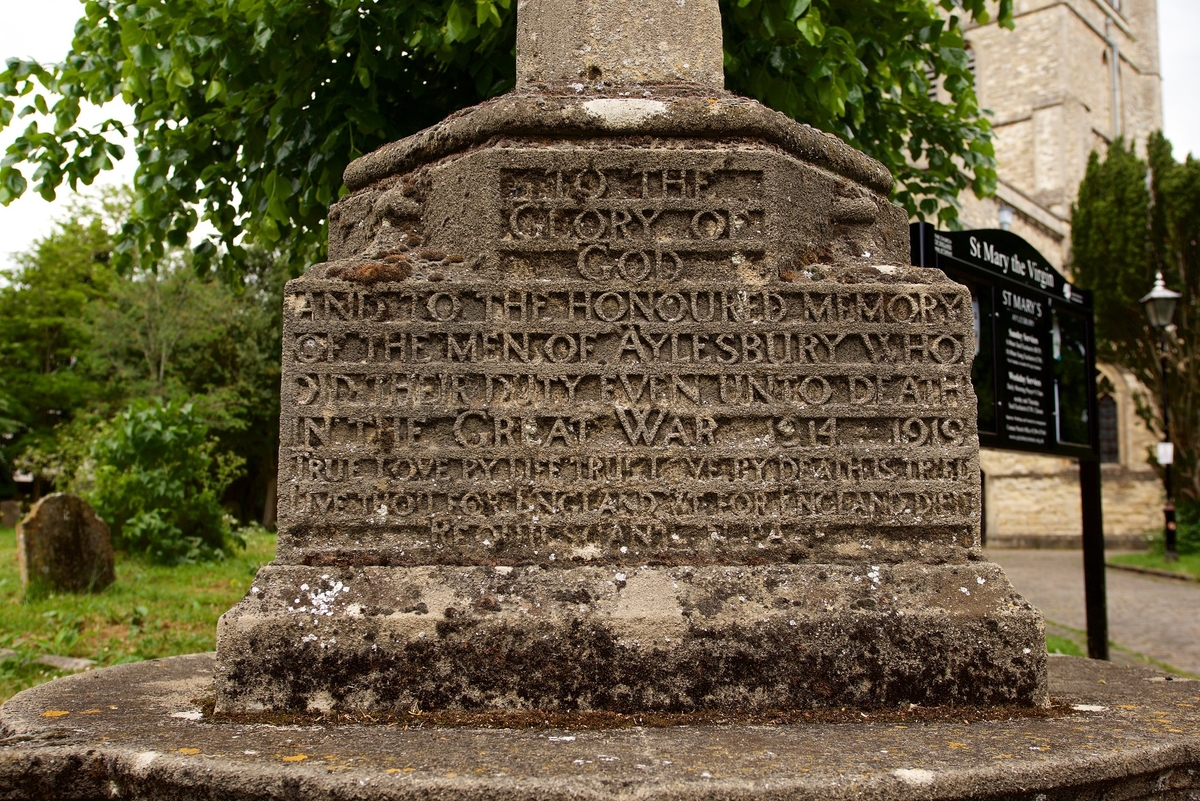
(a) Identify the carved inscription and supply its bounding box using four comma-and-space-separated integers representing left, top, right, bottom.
281, 155, 977, 563
280, 280, 979, 561
499, 167, 767, 282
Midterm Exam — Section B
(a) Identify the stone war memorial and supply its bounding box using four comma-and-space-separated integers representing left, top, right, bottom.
212, 0, 1045, 714
2, 3, 1198, 800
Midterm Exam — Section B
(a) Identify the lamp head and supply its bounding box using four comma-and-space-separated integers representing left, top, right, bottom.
998, 205, 1014, 231
1140, 272, 1181, 329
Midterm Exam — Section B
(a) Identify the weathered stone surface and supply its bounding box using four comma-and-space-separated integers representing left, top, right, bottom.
16, 494, 114, 594
515, 0, 724, 89
215, 1, 1046, 713
3, 654, 1199, 801
219, 563, 1043, 712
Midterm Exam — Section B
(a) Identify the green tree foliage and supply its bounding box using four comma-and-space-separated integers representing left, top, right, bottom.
1072, 140, 1152, 362
0, 192, 289, 525
722, 0, 1008, 223
83, 254, 287, 522
1176, 503, 1200, 556
88, 400, 244, 563
0, 394, 18, 436
0, 392, 20, 492
85, 249, 288, 521
0, 0, 1010, 277
0, 201, 118, 489
1071, 133, 1200, 506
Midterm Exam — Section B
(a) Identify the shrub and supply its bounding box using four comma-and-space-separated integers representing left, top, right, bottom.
1176, 501, 1200, 556
89, 400, 244, 563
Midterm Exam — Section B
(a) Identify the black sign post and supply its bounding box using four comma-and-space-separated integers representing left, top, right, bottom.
912, 223, 1108, 660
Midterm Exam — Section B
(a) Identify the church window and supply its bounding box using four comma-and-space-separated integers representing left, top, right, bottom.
1098, 395, 1119, 463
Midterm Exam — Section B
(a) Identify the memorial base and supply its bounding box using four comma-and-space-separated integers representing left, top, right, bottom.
214, 561, 1046, 713
2, 654, 1197, 801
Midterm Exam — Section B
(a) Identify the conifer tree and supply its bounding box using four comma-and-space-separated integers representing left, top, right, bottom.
1072, 134, 1200, 508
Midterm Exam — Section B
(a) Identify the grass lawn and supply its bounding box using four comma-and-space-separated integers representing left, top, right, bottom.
0, 524, 275, 704
1108, 551, 1200, 580
1042, 621, 1198, 678
1045, 634, 1085, 657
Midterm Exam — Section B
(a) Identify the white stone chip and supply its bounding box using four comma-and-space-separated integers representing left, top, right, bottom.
892, 768, 936, 785
582, 99, 668, 128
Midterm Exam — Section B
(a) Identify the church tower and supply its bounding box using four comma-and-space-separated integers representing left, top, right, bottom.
959, 0, 1162, 267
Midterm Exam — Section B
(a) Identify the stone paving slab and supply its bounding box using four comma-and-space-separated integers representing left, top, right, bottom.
990, 549, 1200, 676
1, 653, 1198, 801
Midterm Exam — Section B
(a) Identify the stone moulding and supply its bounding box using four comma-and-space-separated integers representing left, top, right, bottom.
342, 91, 894, 196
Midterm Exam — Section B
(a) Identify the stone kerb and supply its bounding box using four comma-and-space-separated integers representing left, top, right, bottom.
515, 0, 725, 90
3, 654, 1198, 801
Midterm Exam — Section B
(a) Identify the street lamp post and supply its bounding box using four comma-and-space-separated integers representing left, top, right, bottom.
1140, 272, 1182, 562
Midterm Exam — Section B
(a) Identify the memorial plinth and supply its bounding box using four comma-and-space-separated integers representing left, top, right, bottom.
3, 654, 1199, 801
213, 1, 1046, 714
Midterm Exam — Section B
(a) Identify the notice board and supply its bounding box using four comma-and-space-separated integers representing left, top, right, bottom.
911, 223, 1098, 458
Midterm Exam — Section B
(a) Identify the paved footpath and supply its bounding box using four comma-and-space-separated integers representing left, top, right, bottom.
990, 549, 1200, 677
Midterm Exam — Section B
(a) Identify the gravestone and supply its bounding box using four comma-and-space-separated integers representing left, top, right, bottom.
0, 500, 20, 529
17, 494, 115, 594
215, 0, 1046, 714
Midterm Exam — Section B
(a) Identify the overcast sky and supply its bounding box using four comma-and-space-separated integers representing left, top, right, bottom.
1, 0, 1198, 274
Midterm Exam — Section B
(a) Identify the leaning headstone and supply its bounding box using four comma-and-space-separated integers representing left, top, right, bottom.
17, 494, 115, 594
0, 500, 20, 529
33, 655, 95, 672
215, 0, 1046, 714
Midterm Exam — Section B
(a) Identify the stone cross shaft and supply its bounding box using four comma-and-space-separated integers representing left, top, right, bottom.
516, 0, 724, 89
